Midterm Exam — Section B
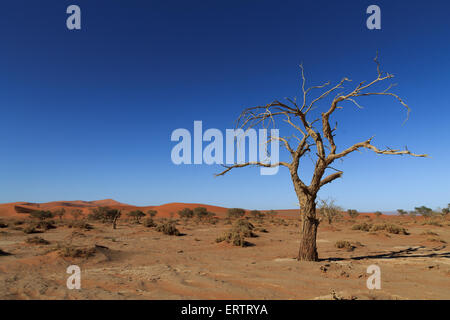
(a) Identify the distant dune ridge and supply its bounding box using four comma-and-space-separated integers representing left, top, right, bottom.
0, 200, 232, 219
0, 199, 397, 220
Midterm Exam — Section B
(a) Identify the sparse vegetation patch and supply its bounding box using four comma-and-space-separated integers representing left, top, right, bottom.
155, 221, 180, 236
143, 217, 157, 228
216, 219, 257, 247
26, 236, 50, 245
58, 245, 96, 258
351, 222, 372, 232
352, 222, 409, 235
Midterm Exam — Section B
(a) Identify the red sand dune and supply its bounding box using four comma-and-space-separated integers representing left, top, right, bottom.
0, 199, 409, 220
0, 200, 231, 219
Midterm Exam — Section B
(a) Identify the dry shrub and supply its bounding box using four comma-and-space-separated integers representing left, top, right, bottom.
271, 218, 288, 226
216, 219, 256, 247
352, 222, 409, 235
421, 230, 438, 236
36, 220, 57, 230
427, 237, 447, 243
233, 219, 256, 237
23, 225, 41, 234
70, 231, 86, 238
58, 245, 96, 258
155, 221, 180, 236
421, 220, 443, 227
26, 236, 50, 245
351, 222, 372, 232
330, 289, 358, 300
143, 218, 157, 228
227, 208, 245, 219
22, 220, 57, 234
371, 223, 409, 235
335, 240, 356, 252
67, 220, 93, 230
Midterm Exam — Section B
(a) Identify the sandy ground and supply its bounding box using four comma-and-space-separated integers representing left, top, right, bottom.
0, 215, 449, 300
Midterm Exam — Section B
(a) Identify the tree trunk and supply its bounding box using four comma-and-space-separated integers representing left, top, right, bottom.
297, 197, 319, 261
112, 211, 120, 230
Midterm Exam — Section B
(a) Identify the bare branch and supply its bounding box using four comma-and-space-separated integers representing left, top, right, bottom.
269, 136, 294, 156
215, 161, 290, 177
329, 137, 428, 162
319, 171, 343, 188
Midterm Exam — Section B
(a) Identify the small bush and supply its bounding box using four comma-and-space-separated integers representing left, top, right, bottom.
58, 245, 96, 258
54, 208, 66, 220
414, 206, 433, 218
227, 208, 245, 219
371, 223, 409, 235
216, 232, 247, 247
233, 219, 256, 237
36, 220, 57, 230
427, 237, 447, 244
178, 208, 194, 219
193, 207, 216, 221
335, 240, 355, 251
266, 210, 278, 216
216, 219, 256, 247
318, 198, 343, 224
26, 236, 50, 245
250, 210, 265, 219
351, 222, 372, 232
143, 218, 156, 228
67, 221, 93, 230
29, 210, 54, 220
155, 222, 180, 236
127, 210, 146, 223
193, 207, 208, 218
421, 230, 438, 236
23, 225, 41, 234
347, 209, 359, 218
421, 220, 443, 227
352, 222, 409, 235
88, 207, 120, 223
271, 218, 289, 226
70, 209, 83, 220
147, 210, 158, 218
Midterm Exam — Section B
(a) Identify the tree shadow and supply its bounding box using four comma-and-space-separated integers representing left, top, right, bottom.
321, 245, 449, 262
0, 248, 12, 256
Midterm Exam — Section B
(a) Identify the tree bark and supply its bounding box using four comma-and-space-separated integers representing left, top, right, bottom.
297, 197, 319, 261
112, 211, 120, 230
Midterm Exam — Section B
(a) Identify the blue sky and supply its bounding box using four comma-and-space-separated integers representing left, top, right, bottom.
0, 0, 449, 211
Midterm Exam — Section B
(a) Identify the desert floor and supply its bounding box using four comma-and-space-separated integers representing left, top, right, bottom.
0, 215, 449, 300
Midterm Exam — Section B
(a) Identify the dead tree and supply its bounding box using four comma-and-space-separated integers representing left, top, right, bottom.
317, 198, 342, 225
112, 210, 121, 230
216, 56, 427, 261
